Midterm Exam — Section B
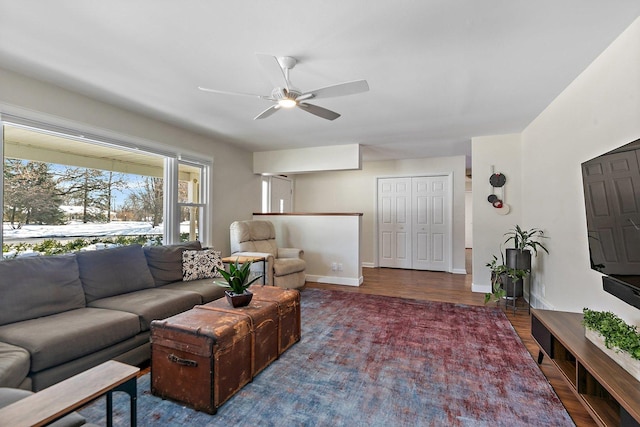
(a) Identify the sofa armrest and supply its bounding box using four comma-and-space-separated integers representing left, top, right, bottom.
0, 342, 30, 389
277, 248, 304, 259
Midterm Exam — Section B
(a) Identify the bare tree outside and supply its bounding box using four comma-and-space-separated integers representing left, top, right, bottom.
56, 167, 127, 223
122, 177, 164, 227
3, 158, 161, 229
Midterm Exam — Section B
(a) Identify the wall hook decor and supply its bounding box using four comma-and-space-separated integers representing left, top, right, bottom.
488, 167, 510, 215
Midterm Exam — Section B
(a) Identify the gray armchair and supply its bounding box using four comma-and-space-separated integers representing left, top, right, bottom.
229, 220, 306, 289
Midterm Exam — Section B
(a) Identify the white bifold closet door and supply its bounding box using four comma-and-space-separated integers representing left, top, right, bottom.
378, 176, 450, 271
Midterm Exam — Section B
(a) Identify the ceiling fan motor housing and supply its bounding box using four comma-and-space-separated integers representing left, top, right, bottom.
271, 87, 301, 101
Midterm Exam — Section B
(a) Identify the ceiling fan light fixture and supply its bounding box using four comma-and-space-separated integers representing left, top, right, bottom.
199, 54, 369, 120
278, 98, 297, 108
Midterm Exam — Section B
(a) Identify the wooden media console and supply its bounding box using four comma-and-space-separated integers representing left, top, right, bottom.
531, 308, 640, 427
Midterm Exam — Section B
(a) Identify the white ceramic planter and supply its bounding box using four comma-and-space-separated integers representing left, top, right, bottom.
585, 328, 640, 381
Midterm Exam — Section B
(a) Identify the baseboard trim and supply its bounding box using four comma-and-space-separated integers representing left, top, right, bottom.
362, 262, 375, 268
451, 268, 467, 275
528, 292, 555, 310
306, 274, 363, 287
472, 282, 491, 293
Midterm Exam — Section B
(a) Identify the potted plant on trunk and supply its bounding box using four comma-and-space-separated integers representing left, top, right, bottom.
216, 258, 262, 307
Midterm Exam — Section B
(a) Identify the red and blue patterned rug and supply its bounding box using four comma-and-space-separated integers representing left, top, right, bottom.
81, 288, 574, 426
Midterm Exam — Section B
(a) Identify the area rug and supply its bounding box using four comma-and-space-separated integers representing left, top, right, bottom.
80, 288, 574, 426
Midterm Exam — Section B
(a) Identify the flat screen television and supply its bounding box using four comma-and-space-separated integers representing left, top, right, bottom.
581, 138, 640, 309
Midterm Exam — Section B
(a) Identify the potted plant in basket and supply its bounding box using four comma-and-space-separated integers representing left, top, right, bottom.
582, 308, 640, 380
216, 258, 263, 308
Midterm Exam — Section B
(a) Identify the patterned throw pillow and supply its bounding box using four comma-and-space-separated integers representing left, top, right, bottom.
182, 249, 224, 282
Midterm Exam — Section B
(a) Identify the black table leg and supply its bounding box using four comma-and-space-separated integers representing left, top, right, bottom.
263, 258, 267, 285
107, 376, 137, 427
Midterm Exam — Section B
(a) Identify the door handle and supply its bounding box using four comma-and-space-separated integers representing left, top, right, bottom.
630, 218, 640, 230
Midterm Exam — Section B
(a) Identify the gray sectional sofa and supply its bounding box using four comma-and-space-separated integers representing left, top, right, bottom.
0, 241, 225, 392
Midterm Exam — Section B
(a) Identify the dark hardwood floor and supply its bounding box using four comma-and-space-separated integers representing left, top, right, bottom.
306, 249, 597, 427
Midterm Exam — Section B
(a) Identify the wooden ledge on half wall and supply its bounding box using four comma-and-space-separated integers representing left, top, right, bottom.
253, 212, 363, 216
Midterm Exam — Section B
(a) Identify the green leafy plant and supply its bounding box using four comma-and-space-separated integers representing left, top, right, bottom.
485, 255, 507, 303
583, 308, 640, 361
484, 254, 529, 304
504, 225, 549, 256
216, 259, 262, 295
2, 235, 163, 257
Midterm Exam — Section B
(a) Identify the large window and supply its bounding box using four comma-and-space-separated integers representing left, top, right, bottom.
1, 117, 210, 255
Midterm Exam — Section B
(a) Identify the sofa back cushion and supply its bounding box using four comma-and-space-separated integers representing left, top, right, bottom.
0, 254, 85, 326
143, 241, 202, 286
77, 244, 155, 302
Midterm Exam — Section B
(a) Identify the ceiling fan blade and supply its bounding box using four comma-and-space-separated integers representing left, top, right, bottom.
297, 103, 341, 120
299, 79, 369, 101
254, 104, 281, 120
255, 53, 289, 90
198, 86, 270, 100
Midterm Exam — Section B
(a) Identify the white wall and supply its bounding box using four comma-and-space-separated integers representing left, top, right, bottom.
521, 16, 640, 323
294, 155, 467, 273
0, 67, 260, 255
254, 144, 361, 174
464, 191, 473, 248
471, 134, 522, 293
472, 17, 640, 325
255, 214, 363, 286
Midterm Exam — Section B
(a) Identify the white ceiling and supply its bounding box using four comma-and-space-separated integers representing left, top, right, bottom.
1, 1, 639, 166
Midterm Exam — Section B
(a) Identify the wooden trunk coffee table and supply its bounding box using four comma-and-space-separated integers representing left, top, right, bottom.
150, 286, 300, 414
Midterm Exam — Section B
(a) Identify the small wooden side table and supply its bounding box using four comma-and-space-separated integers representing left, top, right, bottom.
221, 255, 267, 285
0, 360, 139, 427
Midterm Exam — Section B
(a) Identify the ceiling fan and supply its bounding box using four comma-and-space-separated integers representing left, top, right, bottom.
198, 54, 369, 121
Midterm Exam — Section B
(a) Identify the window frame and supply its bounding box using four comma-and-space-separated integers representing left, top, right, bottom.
1, 114, 212, 250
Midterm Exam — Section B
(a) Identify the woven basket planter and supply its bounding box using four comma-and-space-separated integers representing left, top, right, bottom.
585, 328, 640, 381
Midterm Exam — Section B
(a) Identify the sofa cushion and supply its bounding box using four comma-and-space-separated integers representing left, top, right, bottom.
0, 342, 30, 388
0, 308, 141, 372
88, 288, 201, 331
160, 279, 226, 303
143, 241, 202, 286
0, 255, 85, 326
182, 249, 223, 281
77, 245, 155, 303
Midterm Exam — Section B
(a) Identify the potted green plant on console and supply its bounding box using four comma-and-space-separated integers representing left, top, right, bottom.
582, 308, 640, 381
216, 258, 262, 307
